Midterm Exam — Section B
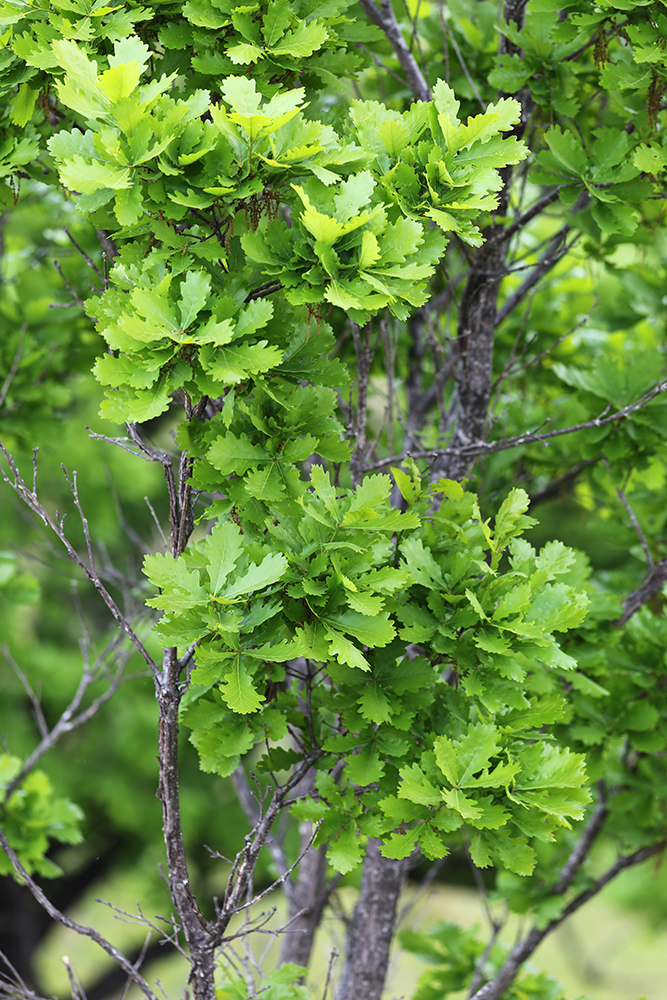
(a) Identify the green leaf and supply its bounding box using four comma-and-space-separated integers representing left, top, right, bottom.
398, 763, 442, 805
358, 685, 392, 723
494, 488, 534, 549
208, 433, 267, 475
328, 823, 364, 874
178, 270, 211, 330
434, 724, 499, 787
144, 553, 206, 612
205, 522, 244, 595
346, 744, 384, 785
324, 609, 396, 647
216, 552, 287, 602
220, 658, 264, 714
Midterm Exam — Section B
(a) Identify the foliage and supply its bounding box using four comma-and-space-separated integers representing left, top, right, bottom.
1, 0, 667, 998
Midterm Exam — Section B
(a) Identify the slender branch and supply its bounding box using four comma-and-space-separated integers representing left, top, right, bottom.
63, 226, 104, 284
1, 636, 137, 803
439, 3, 485, 110
355, 43, 410, 89
366, 377, 667, 470
529, 456, 602, 506
358, 0, 431, 101
0, 828, 158, 1000
52, 260, 85, 308
216, 751, 323, 942
467, 922, 501, 999
470, 840, 666, 1000
614, 477, 654, 568
349, 322, 380, 486
0, 444, 159, 678
485, 188, 565, 250
231, 766, 291, 884
0, 327, 25, 409
155, 647, 216, 1000
3, 648, 49, 739
613, 556, 667, 627
551, 784, 608, 896
495, 227, 572, 328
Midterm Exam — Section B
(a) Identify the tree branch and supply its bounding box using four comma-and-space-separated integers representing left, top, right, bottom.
1, 635, 139, 804
470, 840, 666, 1000
0, 829, 158, 1000
495, 227, 572, 328
367, 377, 667, 471
0, 445, 159, 678
358, 0, 431, 101
613, 557, 667, 627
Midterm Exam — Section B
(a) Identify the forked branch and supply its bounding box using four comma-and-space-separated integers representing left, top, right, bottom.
0, 444, 158, 678
0, 829, 158, 1000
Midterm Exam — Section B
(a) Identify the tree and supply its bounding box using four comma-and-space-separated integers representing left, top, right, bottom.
1, 0, 667, 998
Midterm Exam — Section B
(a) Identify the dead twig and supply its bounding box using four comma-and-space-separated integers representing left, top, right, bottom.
0, 828, 159, 1000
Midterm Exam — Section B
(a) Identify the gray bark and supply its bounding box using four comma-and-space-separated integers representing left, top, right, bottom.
279, 836, 330, 969
335, 840, 407, 1000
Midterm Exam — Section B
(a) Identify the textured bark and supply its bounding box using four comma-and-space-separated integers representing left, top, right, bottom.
438, 0, 529, 483
442, 195, 512, 482
614, 556, 667, 626
279, 837, 330, 968
156, 651, 215, 1000
335, 840, 407, 1000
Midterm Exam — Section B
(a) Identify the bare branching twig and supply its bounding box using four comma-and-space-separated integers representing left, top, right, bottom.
0, 829, 159, 1000
0, 444, 159, 678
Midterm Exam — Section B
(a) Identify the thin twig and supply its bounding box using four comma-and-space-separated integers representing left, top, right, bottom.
63, 226, 104, 283
1, 634, 138, 803
470, 840, 666, 1000
0, 444, 159, 679
321, 949, 339, 1000
551, 784, 608, 896
52, 260, 85, 308
358, 0, 431, 101
366, 377, 667, 469
614, 556, 667, 627
0, 828, 158, 1000
0, 327, 25, 410
615, 479, 654, 568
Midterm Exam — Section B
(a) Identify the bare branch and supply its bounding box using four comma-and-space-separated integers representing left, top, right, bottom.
3, 648, 48, 739
614, 556, 667, 627
1, 634, 138, 804
529, 456, 602, 506
358, 0, 431, 101
366, 377, 667, 471
484, 188, 565, 250
613, 474, 654, 568
495, 227, 573, 328
0, 327, 25, 410
0, 444, 159, 678
62, 226, 104, 284
349, 322, 381, 486
0, 828, 159, 1000
438, 1, 485, 110
215, 750, 323, 942
52, 260, 86, 309
470, 840, 666, 1000
231, 767, 291, 884
551, 784, 607, 896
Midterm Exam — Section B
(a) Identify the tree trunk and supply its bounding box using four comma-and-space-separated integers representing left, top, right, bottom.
335, 840, 407, 1000
279, 833, 330, 968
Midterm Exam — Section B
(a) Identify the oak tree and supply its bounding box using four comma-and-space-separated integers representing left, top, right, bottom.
2, 0, 667, 998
